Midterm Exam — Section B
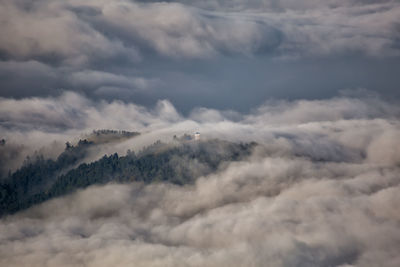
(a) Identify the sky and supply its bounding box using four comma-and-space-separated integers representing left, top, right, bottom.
1, 1, 400, 266
0, 0, 399, 112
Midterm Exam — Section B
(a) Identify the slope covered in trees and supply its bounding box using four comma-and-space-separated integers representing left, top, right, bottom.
0, 138, 257, 216
0, 139, 95, 215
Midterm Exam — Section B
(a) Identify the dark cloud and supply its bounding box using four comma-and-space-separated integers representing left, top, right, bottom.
135, 0, 397, 11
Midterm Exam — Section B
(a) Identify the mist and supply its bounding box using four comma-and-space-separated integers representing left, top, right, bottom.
1, 0, 400, 265
0, 91, 400, 266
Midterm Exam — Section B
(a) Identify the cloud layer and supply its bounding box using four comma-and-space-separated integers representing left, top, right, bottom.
1, 0, 399, 61
1, 92, 400, 266
1, 1, 400, 265
1, 0, 400, 110
1, 90, 399, 172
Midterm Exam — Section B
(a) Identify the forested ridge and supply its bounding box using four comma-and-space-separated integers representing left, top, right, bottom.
0, 138, 256, 216
0, 139, 95, 216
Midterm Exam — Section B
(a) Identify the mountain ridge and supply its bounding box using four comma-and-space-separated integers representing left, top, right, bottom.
0, 136, 257, 217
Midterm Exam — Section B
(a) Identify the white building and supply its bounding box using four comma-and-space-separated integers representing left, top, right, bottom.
194, 132, 200, 140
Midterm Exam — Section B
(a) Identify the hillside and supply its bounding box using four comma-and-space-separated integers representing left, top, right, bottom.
0, 138, 256, 216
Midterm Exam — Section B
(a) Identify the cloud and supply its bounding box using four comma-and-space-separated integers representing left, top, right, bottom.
0, 1, 399, 264
0, 0, 399, 62
1, 146, 399, 266
0, 92, 185, 173
0, 0, 399, 111
0, 1, 140, 66
0, 91, 400, 265
69, 70, 156, 92
1, 91, 399, 172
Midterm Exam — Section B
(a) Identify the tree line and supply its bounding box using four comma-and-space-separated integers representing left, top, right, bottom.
0, 138, 256, 216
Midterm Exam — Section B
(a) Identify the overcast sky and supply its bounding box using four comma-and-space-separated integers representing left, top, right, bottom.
0, 0, 399, 113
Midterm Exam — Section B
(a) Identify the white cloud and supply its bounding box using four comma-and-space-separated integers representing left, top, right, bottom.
1, 90, 400, 265
1, 152, 399, 266
0, 0, 399, 61
1, 91, 399, 171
